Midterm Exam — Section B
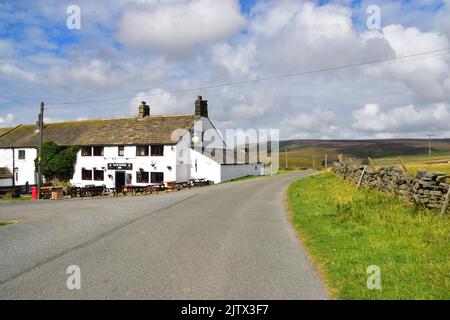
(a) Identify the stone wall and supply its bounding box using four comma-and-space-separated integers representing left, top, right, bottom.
332, 161, 449, 211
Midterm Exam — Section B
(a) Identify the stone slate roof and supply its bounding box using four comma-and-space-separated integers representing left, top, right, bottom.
0, 127, 14, 137
0, 167, 12, 179
0, 114, 200, 148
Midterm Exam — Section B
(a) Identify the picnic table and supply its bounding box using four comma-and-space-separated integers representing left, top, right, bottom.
0, 187, 21, 198
122, 184, 166, 196
68, 185, 107, 198
187, 178, 208, 188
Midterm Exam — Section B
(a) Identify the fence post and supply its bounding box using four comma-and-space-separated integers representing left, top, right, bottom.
441, 186, 450, 216
399, 156, 408, 172
357, 165, 367, 190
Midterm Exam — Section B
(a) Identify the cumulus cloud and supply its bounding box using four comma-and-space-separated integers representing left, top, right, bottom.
0, 64, 36, 82
352, 103, 450, 135
1, 0, 450, 140
251, 1, 364, 73
364, 25, 450, 102
0, 113, 15, 127
117, 0, 245, 57
128, 88, 192, 116
211, 42, 257, 78
281, 108, 344, 139
48, 60, 121, 89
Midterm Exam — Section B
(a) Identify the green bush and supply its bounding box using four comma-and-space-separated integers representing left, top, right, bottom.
37, 141, 79, 182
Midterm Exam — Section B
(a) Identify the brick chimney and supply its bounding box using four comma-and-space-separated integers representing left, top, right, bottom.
138, 101, 150, 119
195, 96, 208, 118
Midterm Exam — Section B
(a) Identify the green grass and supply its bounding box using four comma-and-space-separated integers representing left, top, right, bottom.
0, 195, 32, 202
287, 173, 450, 300
371, 153, 450, 176
0, 222, 13, 227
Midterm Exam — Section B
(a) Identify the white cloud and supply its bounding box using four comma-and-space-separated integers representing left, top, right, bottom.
1, 0, 450, 140
250, 1, 363, 73
364, 25, 450, 102
281, 108, 343, 139
352, 103, 450, 135
128, 88, 192, 116
211, 42, 257, 78
0, 64, 36, 82
0, 113, 15, 127
117, 0, 245, 57
48, 60, 121, 89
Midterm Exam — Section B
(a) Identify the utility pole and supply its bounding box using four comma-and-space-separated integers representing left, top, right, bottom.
426, 134, 434, 162
325, 154, 328, 170
312, 153, 315, 170
285, 147, 288, 170
11, 147, 15, 188
37, 101, 44, 200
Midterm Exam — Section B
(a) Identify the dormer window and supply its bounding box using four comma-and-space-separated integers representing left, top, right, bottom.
18, 150, 26, 160
93, 146, 104, 157
151, 145, 164, 156
118, 146, 125, 157
81, 147, 92, 157
136, 145, 149, 157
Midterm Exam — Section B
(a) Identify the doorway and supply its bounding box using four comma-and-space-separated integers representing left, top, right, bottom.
115, 171, 125, 191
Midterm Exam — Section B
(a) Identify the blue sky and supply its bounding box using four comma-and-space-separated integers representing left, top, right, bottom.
1, 0, 450, 139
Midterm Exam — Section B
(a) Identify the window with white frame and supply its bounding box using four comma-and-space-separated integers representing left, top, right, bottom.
18, 150, 25, 160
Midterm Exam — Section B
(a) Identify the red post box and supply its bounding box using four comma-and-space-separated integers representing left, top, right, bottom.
31, 187, 38, 201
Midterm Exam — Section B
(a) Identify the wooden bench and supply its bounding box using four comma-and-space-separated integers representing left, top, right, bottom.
2, 188, 20, 198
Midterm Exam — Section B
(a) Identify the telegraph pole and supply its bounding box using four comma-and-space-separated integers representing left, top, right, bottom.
426, 134, 434, 162
285, 147, 288, 170
312, 153, 316, 170
37, 101, 44, 200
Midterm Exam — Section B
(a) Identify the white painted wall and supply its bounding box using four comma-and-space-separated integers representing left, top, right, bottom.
70, 145, 177, 188
0, 148, 37, 186
189, 150, 264, 184
190, 149, 222, 184
0, 178, 13, 187
220, 163, 265, 182
176, 118, 265, 184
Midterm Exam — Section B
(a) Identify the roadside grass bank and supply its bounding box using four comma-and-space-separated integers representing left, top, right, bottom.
0, 222, 14, 227
0, 196, 32, 202
287, 173, 449, 300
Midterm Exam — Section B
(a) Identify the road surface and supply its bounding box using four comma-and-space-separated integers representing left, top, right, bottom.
0, 171, 329, 299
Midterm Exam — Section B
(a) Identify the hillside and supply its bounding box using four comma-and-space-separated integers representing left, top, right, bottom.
273, 139, 450, 169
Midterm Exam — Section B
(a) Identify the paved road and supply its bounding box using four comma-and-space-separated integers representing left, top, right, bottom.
0, 171, 329, 299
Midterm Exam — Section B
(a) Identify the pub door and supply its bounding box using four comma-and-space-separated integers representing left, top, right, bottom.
115, 171, 126, 191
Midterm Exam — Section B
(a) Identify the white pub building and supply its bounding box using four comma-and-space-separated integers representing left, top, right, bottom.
0, 97, 264, 189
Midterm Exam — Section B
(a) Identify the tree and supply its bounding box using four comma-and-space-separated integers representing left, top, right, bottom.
38, 141, 79, 182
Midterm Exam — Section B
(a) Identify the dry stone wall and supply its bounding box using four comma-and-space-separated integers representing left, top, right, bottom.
332, 161, 449, 211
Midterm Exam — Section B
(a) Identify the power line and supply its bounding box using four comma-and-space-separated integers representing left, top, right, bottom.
45, 47, 450, 108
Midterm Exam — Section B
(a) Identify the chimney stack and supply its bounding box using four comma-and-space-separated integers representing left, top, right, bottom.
195, 96, 208, 118
138, 101, 150, 119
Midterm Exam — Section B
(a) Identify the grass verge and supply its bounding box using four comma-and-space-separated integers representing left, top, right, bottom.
287, 173, 449, 300
0, 195, 32, 202
0, 222, 13, 227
